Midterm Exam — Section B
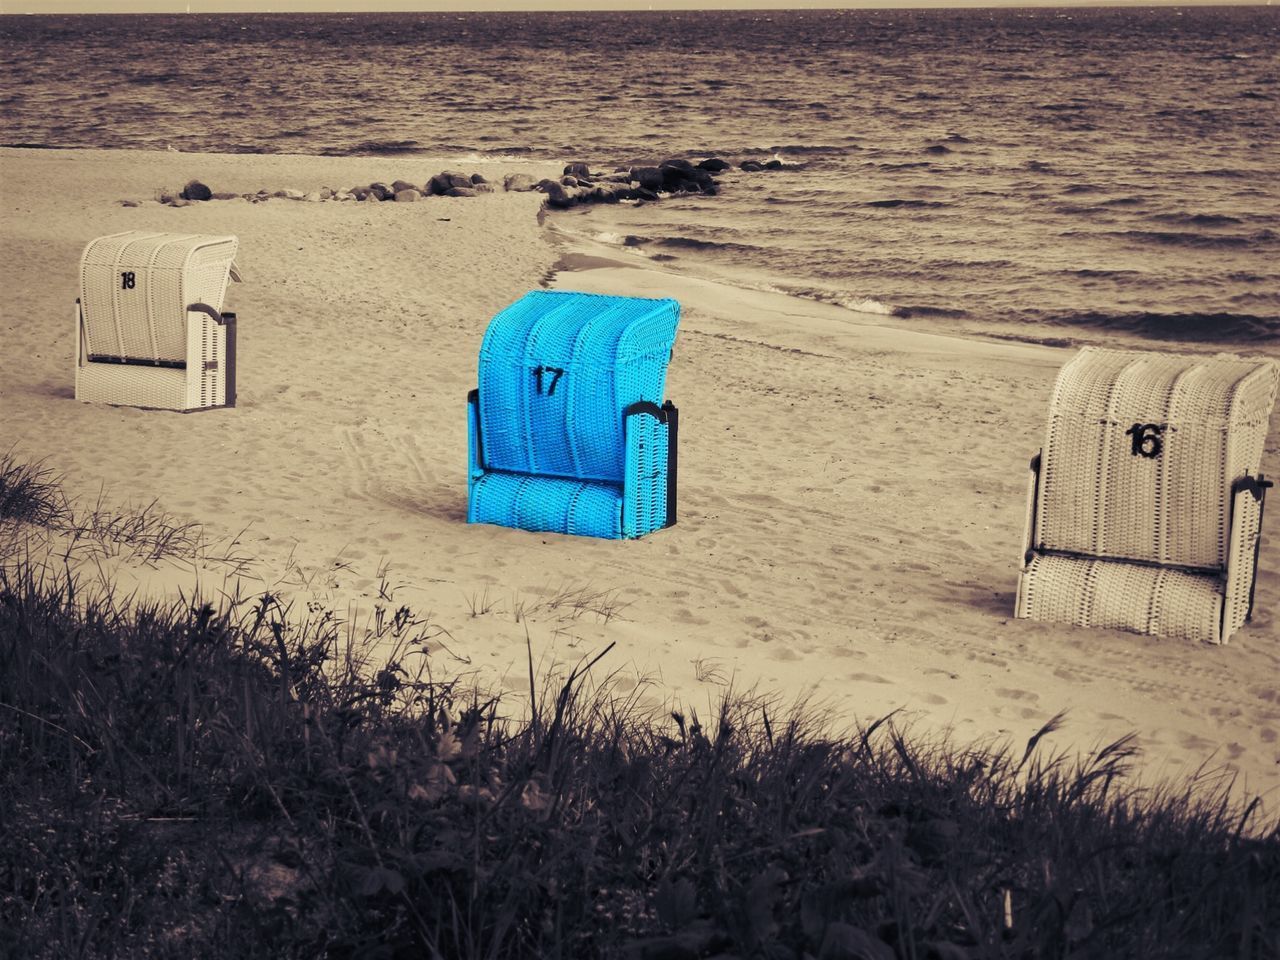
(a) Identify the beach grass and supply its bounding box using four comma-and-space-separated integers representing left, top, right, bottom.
1, 458, 1277, 960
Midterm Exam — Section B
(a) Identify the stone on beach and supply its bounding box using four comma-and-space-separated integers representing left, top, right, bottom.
563, 161, 592, 179
394, 188, 422, 202
504, 173, 538, 192
368, 182, 392, 200
698, 157, 731, 171
180, 179, 212, 201
740, 160, 765, 171
630, 166, 664, 191
391, 179, 417, 194
446, 186, 478, 198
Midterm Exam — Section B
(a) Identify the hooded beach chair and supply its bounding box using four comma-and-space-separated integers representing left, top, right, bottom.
467, 290, 680, 539
76, 231, 241, 411
1016, 347, 1278, 643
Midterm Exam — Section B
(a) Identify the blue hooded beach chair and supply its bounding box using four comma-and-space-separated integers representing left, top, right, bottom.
467, 290, 681, 539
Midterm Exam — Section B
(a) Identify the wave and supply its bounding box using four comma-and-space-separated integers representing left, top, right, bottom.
1149, 212, 1244, 227
864, 198, 949, 208
1038, 310, 1280, 343
652, 236, 763, 254
343, 138, 424, 155
1074, 229, 1277, 250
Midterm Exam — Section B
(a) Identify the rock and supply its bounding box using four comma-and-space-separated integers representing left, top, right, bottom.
333, 189, 354, 201
167, 197, 191, 207
391, 179, 417, 194
596, 183, 635, 203
659, 158, 696, 174
470, 173, 488, 185
426, 174, 451, 196
394, 188, 422, 202
212, 191, 239, 200
304, 190, 323, 202
274, 188, 305, 200
662, 162, 714, 192
636, 187, 660, 202
473, 182, 495, 194
320, 187, 333, 199
446, 186, 478, 198
442, 171, 473, 190
564, 162, 592, 178
362, 191, 381, 202
739, 160, 764, 172
351, 186, 370, 200
664, 166, 715, 193
537, 179, 573, 208
630, 166, 664, 191
504, 173, 538, 192
698, 157, 731, 172
368, 182, 392, 200
764, 159, 784, 170
561, 175, 579, 187
180, 180, 212, 201
118, 199, 141, 207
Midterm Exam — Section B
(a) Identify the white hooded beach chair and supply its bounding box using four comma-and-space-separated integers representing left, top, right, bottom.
75, 231, 241, 411
1016, 347, 1278, 644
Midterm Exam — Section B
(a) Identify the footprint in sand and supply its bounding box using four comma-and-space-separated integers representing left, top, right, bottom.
1180, 733, 1219, 754
995, 688, 1040, 702
847, 672, 893, 684
916, 692, 948, 705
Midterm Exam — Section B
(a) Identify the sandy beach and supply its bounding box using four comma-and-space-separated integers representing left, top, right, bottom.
2, 147, 1277, 810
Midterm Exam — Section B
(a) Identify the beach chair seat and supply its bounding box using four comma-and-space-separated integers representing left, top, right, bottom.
76, 231, 240, 411
1016, 347, 1278, 643
467, 290, 680, 539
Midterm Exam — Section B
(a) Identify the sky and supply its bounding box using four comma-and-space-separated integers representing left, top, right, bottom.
0, 0, 1264, 12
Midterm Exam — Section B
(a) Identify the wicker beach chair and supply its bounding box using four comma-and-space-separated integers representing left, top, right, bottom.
467, 290, 681, 539
75, 231, 240, 411
1016, 347, 1279, 643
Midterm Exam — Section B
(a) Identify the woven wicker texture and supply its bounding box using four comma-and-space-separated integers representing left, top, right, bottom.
1035, 348, 1277, 568
1018, 347, 1278, 643
81, 232, 238, 364
76, 232, 238, 411
469, 291, 680, 540
1018, 555, 1223, 644
477, 290, 679, 482
470, 474, 624, 539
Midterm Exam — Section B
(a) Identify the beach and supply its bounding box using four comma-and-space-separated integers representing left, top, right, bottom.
1, 145, 1278, 811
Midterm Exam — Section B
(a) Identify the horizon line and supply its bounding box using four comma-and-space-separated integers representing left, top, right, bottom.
1, 1, 1272, 14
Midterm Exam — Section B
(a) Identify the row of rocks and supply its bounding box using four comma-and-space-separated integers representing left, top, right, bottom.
528, 156, 793, 209
138, 156, 795, 209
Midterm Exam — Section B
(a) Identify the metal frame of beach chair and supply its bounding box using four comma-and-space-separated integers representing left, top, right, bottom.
1016, 347, 1278, 643
466, 290, 681, 540
75, 231, 240, 411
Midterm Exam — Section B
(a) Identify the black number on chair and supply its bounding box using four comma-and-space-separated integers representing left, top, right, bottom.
533, 366, 565, 396
121, 271, 136, 289
1125, 422, 1164, 459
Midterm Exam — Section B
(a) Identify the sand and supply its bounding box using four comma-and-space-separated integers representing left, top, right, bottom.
2, 147, 1278, 812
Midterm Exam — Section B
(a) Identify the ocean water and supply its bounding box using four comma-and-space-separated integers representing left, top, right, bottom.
2, 7, 1278, 343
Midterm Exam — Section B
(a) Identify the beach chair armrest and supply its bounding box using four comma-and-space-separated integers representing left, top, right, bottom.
187, 302, 233, 325
622, 400, 678, 537
1226, 474, 1272, 629
1022, 451, 1042, 567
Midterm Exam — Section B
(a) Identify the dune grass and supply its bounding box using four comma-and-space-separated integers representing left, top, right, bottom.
1, 458, 1277, 960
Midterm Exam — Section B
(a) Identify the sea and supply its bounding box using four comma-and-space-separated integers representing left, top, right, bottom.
2, 6, 1278, 344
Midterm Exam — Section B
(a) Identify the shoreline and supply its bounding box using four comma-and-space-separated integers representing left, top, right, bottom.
2, 146, 1278, 811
